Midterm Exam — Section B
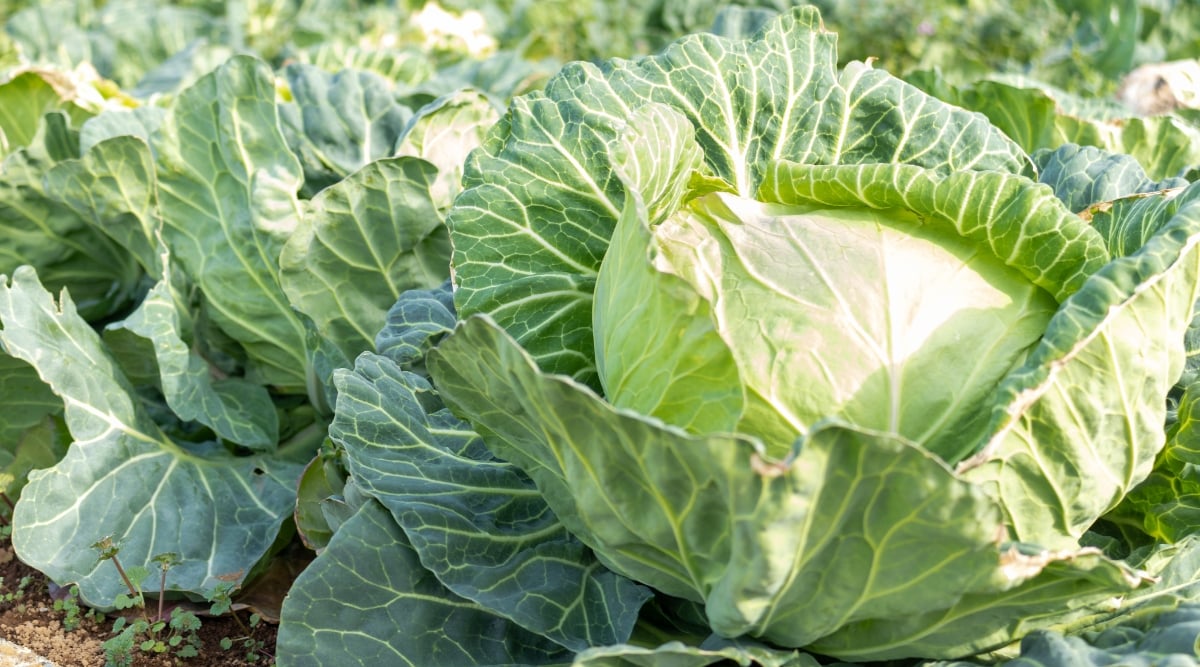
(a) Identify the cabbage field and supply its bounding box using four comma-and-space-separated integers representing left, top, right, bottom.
2, 0, 1200, 665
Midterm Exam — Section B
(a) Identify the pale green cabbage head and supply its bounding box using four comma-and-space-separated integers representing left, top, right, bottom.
596, 186, 1060, 463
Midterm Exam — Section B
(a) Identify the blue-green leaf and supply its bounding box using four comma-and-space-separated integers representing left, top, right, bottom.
277, 498, 571, 666
0, 267, 300, 606
331, 352, 652, 650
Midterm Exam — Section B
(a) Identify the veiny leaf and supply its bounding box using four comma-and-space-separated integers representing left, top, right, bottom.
809, 543, 1149, 660
279, 157, 451, 361
332, 353, 651, 650
78, 107, 165, 153
1034, 144, 1188, 214
374, 279, 457, 373
594, 103, 743, 436
0, 267, 301, 606
925, 537, 1200, 664
46, 130, 281, 450
153, 55, 310, 392
907, 75, 1200, 181
279, 63, 413, 197
1081, 187, 1200, 389
959, 183, 1200, 548
43, 134, 162, 276
1085, 185, 1200, 262
276, 499, 570, 666
1109, 383, 1200, 543
108, 266, 279, 451
1059, 536, 1200, 639
0, 113, 142, 321
762, 162, 1108, 303
394, 89, 499, 211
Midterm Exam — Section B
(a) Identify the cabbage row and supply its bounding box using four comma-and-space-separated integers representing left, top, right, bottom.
2, 1, 1200, 665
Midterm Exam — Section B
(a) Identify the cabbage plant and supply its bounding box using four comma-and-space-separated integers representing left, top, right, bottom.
280, 7, 1200, 664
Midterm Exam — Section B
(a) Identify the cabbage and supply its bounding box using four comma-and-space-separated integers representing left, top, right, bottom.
280, 7, 1200, 664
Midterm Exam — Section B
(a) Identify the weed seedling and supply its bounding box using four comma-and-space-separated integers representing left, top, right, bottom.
0, 575, 31, 604
103, 618, 137, 667
51, 584, 101, 631
91, 541, 203, 662
210, 581, 273, 663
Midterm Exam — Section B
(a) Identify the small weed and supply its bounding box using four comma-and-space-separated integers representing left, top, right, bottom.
102, 618, 137, 667
85, 540, 274, 664
0, 572, 31, 618
0, 574, 34, 606
52, 584, 102, 631
92, 539, 204, 662
211, 582, 273, 663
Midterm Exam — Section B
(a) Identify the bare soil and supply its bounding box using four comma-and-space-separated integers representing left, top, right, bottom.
0, 541, 285, 667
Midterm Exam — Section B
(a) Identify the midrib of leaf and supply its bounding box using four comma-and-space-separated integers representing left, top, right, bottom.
530, 109, 622, 230
769, 39, 808, 163
17, 451, 168, 529
699, 47, 750, 195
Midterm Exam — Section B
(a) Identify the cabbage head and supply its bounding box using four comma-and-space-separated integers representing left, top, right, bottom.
349, 7, 1200, 662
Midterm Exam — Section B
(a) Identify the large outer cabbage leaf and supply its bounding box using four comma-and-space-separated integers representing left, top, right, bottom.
326, 353, 652, 650
428, 314, 1159, 659
153, 55, 311, 392
277, 498, 571, 666
0, 112, 142, 322
278, 157, 451, 361
0, 267, 301, 606
104, 251, 280, 452
957, 185, 1200, 548
43, 134, 162, 277
1033, 144, 1188, 215
278, 64, 413, 198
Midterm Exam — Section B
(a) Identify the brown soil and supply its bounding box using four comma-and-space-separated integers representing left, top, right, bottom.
0, 542, 281, 667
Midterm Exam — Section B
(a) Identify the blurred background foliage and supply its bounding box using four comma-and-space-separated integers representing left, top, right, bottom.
0, 0, 1196, 96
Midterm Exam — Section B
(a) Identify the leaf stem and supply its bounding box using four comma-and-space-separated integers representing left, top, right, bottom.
277, 420, 330, 463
